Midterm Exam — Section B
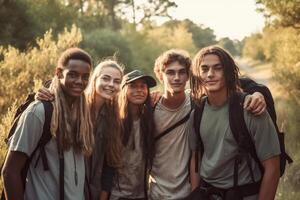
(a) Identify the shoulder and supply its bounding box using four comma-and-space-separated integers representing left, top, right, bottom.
22, 101, 46, 123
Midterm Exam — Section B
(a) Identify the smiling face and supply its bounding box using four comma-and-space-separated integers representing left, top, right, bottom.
199, 54, 226, 94
95, 66, 122, 100
58, 59, 91, 99
126, 79, 149, 105
161, 61, 189, 95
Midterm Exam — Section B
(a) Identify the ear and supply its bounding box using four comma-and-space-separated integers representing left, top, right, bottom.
56, 68, 64, 79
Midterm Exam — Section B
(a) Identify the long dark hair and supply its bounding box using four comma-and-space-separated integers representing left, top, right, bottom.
118, 85, 156, 168
191, 45, 241, 104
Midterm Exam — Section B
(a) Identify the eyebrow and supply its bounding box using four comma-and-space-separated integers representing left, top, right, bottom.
200, 63, 222, 68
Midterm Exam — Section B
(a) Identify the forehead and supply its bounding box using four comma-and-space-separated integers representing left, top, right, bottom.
201, 54, 221, 65
164, 61, 187, 71
100, 66, 122, 79
65, 59, 91, 73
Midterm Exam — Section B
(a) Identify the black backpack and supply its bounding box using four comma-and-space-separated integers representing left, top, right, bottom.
193, 78, 293, 182
1, 94, 65, 200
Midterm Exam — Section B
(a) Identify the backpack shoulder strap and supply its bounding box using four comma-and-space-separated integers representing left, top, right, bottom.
229, 93, 264, 180
193, 97, 206, 173
32, 101, 53, 170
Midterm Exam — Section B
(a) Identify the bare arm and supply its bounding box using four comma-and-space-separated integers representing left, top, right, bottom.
190, 151, 200, 191
258, 155, 280, 200
2, 151, 29, 200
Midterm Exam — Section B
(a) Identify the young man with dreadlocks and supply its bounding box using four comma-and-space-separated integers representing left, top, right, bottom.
2, 48, 94, 200
188, 46, 280, 200
149, 49, 267, 200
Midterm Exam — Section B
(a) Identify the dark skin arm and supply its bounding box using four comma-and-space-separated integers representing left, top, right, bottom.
1, 151, 29, 200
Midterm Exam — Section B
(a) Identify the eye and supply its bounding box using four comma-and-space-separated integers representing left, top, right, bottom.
114, 79, 121, 85
82, 74, 90, 81
68, 72, 77, 78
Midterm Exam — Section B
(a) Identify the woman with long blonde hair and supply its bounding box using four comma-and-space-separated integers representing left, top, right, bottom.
84, 60, 124, 200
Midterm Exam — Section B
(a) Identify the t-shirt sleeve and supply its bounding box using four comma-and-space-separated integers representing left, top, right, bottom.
9, 103, 45, 157
244, 110, 281, 162
188, 110, 198, 151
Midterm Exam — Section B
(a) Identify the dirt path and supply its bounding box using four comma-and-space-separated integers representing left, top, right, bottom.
237, 59, 273, 86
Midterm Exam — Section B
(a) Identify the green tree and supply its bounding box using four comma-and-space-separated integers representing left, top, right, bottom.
256, 0, 300, 28
81, 28, 133, 67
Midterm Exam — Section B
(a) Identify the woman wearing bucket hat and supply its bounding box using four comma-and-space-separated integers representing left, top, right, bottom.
109, 70, 157, 200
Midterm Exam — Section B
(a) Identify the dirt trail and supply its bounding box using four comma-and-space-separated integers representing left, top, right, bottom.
237, 59, 273, 87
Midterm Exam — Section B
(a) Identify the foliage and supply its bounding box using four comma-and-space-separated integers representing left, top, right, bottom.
0, 25, 82, 115
217, 37, 242, 56
0, 0, 75, 49
81, 28, 133, 67
242, 33, 265, 61
256, 0, 300, 29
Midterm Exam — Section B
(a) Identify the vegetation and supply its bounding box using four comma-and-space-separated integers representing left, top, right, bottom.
242, 1, 300, 199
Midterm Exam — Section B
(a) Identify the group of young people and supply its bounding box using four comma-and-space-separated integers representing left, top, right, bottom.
1, 45, 281, 200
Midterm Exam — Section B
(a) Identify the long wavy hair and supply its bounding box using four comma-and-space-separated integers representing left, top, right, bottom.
85, 60, 124, 167
191, 45, 241, 105
118, 82, 156, 168
49, 48, 94, 155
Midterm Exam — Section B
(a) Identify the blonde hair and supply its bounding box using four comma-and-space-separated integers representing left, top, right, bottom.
85, 59, 124, 167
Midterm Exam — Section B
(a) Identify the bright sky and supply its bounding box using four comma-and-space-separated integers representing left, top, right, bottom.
169, 0, 265, 40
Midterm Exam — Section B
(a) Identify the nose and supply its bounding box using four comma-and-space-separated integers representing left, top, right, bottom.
108, 79, 114, 87
75, 76, 83, 85
174, 72, 180, 81
207, 67, 214, 77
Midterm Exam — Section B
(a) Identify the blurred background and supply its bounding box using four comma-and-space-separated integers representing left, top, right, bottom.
0, 0, 299, 198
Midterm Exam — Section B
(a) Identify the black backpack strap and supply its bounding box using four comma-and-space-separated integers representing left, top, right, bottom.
33, 101, 53, 170
229, 93, 264, 188
154, 109, 192, 142
193, 97, 206, 173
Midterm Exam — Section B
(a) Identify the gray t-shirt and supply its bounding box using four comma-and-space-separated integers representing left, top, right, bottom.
189, 98, 280, 200
9, 101, 85, 200
149, 94, 192, 200
110, 119, 145, 200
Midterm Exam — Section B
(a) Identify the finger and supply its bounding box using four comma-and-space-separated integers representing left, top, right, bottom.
39, 88, 54, 100
247, 97, 259, 111
243, 95, 251, 109
251, 104, 264, 115
254, 105, 267, 116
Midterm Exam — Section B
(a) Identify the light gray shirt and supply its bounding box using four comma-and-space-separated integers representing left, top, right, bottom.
189, 99, 280, 200
150, 94, 192, 200
9, 101, 85, 200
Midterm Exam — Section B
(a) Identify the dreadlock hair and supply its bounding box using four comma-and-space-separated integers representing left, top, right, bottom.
118, 82, 156, 168
85, 59, 124, 168
191, 45, 241, 105
154, 49, 191, 80
49, 47, 94, 156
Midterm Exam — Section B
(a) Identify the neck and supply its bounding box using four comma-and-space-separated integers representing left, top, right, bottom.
207, 89, 228, 107
162, 90, 186, 109
64, 95, 77, 109
95, 95, 106, 115
129, 103, 141, 120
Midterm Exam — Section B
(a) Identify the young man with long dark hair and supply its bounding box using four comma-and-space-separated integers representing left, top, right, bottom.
189, 46, 280, 200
